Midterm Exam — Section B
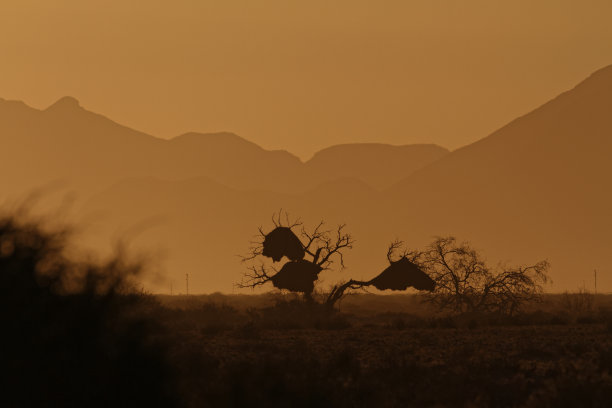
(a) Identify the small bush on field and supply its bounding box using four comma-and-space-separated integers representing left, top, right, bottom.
576, 314, 599, 324
315, 313, 352, 330
560, 287, 595, 315
377, 313, 427, 330
200, 323, 229, 336
429, 316, 457, 329
510, 310, 571, 326
232, 320, 261, 339
193, 302, 242, 333
417, 237, 550, 316
389, 316, 408, 330
245, 298, 352, 330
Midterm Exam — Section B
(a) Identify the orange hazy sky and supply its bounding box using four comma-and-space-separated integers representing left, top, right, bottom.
2, 0, 611, 159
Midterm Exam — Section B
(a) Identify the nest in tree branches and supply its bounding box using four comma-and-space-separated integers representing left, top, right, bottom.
369, 257, 435, 291
262, 226, 305, 262
271, 260, 322, 293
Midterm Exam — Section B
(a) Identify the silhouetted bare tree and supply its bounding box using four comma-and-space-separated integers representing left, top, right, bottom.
239, 211, 354, 302
325, 239, 435, 307
239, 212, 436, 308
414, 237, 550, 315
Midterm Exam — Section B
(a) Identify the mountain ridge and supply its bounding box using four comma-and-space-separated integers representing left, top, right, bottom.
4, 64, 612, 292
0, 96, 447, 195
79, 64, 612, 292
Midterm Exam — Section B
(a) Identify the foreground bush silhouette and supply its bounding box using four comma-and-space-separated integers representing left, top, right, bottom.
0, 213, 180, 407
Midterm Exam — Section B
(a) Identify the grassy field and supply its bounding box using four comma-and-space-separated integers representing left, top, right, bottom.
4, 211, 611, 407
153, 293, 612, 407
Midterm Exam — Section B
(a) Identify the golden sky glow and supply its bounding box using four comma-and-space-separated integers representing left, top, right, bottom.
2, 0, 612, 158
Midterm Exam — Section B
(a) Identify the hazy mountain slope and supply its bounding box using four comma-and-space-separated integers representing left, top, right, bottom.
383, 64, 612, 289
0, 97, 445, 198
79, 176, 386, 293
0, 97, 305, 196
80, 65, 612, 293
306, 143, 449, 190
7, 65, 612, 292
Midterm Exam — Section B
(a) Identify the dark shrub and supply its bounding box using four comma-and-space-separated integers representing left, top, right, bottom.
0, 213, 180, 407
248, 298, 351, 330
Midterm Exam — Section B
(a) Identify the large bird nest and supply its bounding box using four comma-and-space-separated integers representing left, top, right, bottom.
262, 226, 305, 262
369, 257, 435, 291
270, 260, 322, 293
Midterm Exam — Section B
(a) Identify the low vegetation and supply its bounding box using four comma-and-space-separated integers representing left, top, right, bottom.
3, 210, 611, 407
160, 292, 612, 407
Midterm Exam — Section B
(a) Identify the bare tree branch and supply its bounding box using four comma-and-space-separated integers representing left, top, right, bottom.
325, 279, 370, 307
417, 237, 550, 315
316, 224, 355, 269
239, 214, 355, 301
386, 239, 404, 263
301, 221, 326, 257
236, 263, 276, 289
239, 226, 267, 263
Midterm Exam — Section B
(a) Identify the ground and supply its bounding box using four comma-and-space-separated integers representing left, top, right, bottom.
154, 294, 612, 407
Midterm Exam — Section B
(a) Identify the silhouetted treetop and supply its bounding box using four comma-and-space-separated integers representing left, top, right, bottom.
416, 236, 550, 315
239, 211, 354, 301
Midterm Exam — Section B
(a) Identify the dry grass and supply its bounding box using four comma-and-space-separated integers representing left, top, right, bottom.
156, 293, 612, 407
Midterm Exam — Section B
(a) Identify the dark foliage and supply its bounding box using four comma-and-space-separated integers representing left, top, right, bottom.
248, 299, 352, 330
0, 213, 180, 407
4, 208, 607, 407
160, 296, 612, 408
416, 237, 550, 315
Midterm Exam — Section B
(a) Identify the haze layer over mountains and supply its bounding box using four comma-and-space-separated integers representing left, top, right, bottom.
1, 65, 611, 293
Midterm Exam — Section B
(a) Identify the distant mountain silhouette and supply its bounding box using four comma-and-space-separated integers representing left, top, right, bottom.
4, 65, 612, 292
305, 143, 448, 190
382, 64, 612, 289
78, 65, 612, 292
0, 97, 305, 195
0, 97, 446, 199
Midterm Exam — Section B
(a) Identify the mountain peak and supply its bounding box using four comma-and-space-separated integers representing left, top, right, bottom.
0, 97, 29, 110
170, 131, 263, 150
45, 96, 82, 112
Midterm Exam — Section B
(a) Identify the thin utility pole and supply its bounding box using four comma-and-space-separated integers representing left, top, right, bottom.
186, 273, 189, 296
